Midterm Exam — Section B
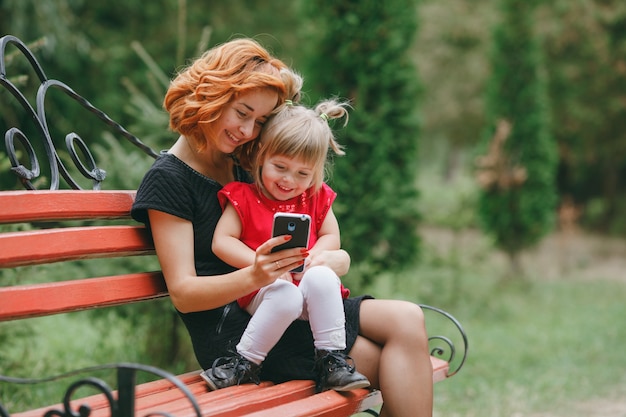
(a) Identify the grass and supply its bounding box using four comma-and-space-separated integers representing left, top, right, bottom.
436, 279, 626, 416
0, 310, 151, 412
358, 226, 626, 417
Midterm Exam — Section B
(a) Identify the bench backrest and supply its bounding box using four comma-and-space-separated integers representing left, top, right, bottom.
0, 35, 165, 322
0, 190, 166, 322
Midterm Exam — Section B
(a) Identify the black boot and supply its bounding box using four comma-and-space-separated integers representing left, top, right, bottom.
314, 349, 371, 392
200, 353, 262, 391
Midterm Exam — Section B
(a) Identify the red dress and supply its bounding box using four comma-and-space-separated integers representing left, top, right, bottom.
217, 182, 350, 308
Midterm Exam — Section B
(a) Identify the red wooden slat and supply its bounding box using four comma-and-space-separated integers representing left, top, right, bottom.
197, 380, 314, 417
0, 272, 167, 321
243, 388, 382, 417
0, 190, 137, 223
0, 225, 154, 268
431, 356, 450, 383
140, 380, 314, 417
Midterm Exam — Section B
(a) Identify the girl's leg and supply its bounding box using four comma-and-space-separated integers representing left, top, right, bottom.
203, 279, 304, 390
351, 299, 433, 417
238, 279, 304, 364
298, 266, 345, 350
299, 266, 369, 391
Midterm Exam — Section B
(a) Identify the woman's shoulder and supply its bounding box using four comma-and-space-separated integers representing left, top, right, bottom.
132, 153, 218, 222
140, 153, 226, 190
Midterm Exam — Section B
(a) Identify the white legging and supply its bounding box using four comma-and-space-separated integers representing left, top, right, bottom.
236, 265, 346, 365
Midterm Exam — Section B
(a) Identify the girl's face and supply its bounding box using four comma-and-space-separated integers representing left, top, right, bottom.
261, 155, 314, 201
204, 89, 278, 154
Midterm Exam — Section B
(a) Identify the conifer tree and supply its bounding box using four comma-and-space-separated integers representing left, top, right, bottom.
301, 0, 421, 279
475, 0, 557, 275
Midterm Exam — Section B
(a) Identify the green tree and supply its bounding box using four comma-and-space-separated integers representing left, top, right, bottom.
476, 0, 557, 275
300, 0, 422, 281
540, 0, 626, 234
414, 0, 496, 181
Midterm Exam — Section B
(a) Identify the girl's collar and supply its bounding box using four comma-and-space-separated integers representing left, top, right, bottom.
254, 185, 311, 213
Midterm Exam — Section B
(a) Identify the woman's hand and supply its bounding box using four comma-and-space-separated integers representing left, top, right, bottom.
252, 235, 307, 287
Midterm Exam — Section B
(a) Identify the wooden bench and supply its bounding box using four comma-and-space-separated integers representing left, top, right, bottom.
0, 34, 468, 417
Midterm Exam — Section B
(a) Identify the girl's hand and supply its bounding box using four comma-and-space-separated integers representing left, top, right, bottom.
278, 272, 294, 283
306, 249, 351, 277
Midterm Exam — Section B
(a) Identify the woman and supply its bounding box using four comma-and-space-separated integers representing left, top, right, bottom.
131, 38, 433, 417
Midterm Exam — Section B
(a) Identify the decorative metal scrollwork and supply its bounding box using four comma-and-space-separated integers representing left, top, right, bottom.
0, 363, 202, 417
43, 377, 116, 417
419, 304, 469, 377
5, 127, 40, 187
0, 34, 157, 190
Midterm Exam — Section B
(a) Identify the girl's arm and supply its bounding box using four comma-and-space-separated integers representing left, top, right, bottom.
147, 209, 305, 313
212, 203, 257, 269
309, 207, 341, 255
303, 207, 351, 277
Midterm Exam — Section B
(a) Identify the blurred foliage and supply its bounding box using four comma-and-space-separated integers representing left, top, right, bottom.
2, 0, 626, 226
301, 0, 422, 284
476, 0, 558, 274
539, 0, 626, 234
414, 1, 496, 180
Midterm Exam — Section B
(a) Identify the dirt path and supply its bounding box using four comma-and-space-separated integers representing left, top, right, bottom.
522, 229, 626, 283
421, 225, 626, 283
527, 393, 626, 417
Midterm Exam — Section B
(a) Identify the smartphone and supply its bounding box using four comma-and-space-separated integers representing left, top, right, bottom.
271, 212, 311, 273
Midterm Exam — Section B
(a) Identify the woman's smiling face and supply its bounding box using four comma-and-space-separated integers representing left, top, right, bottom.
205, 89, 278, 154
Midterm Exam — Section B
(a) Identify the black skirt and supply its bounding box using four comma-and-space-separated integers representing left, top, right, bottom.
179, 295, 373, 383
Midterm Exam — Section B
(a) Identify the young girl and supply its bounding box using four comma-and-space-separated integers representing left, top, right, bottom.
208, 76, 369, 393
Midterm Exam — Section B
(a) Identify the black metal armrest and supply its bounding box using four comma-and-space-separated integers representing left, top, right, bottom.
419, 304, 469, 377
0, 362, 201, 417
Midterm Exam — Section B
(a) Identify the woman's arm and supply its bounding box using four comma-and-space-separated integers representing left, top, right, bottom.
148, 209, 306, 313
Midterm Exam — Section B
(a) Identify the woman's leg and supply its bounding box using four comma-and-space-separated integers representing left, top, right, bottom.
350, 299, 433, 417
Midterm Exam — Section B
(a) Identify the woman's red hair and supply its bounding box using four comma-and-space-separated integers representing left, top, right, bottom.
164, 38, 288, 154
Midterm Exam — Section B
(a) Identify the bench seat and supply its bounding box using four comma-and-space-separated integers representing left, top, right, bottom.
13, 358, 449, 417
0, 190, 466, 416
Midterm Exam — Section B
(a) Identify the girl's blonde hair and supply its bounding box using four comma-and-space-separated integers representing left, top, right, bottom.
252, 70, 349, 192
163, 38, 288, 156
